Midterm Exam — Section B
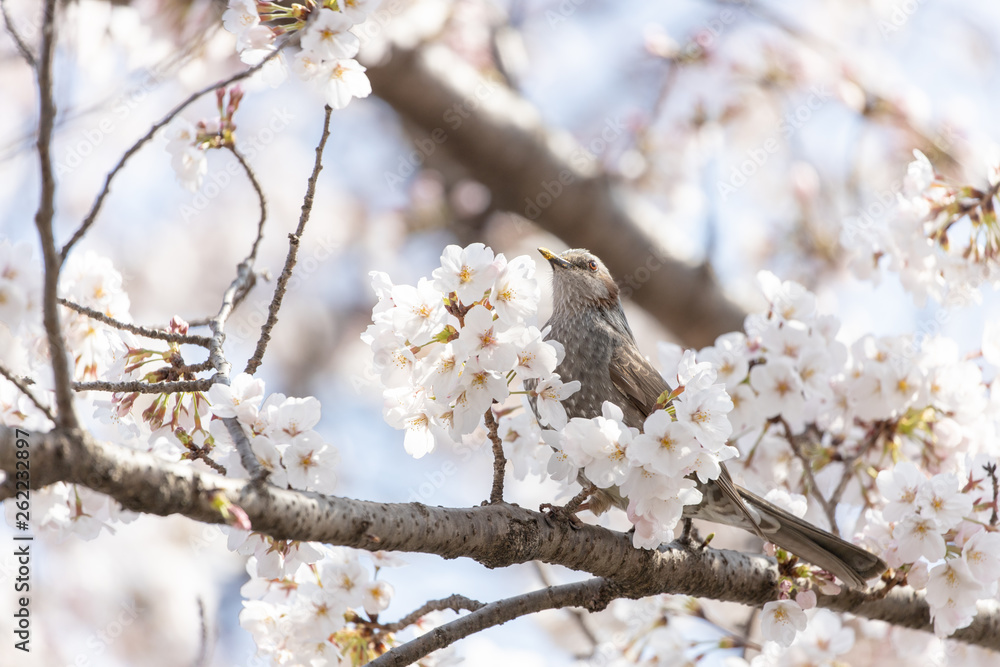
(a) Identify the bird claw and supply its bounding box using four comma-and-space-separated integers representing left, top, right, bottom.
677, 518, 709, 552
540, 503, 584, 529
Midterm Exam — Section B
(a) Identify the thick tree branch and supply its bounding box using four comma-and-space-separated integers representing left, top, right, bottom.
367, 43, 747, 347
368, 579, 612, 667
3, 425, 999, 650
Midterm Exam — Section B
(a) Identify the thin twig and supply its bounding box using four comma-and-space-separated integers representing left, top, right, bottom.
987, 463, 999, 527
33, 0, 76, 429
181, 360, 215, 374
192, 597, 209, 667
0, 364, 54, 422
226, 145, 268, 263
244, 105, 333, 375
204, 262, 264, 480
222, 415, 265, 481
829, 421, 887, 511
201, 186, 273, 481
738, 0, 960, 170
60, 47, 286, 263
367, 579, 612, 667
183, 443, 227, 476
532, 562, 599, 653
740, 607, 760, 659
379, 595, 485, 633
485, 405, 505, 504
777, 417, 839, 535
73, 379, 212, 394
0, 0, 35, 66
58, 298, 212, 347
185, 271, 259, 329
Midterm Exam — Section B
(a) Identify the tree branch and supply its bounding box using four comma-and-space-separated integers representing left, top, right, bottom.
3, 425, 998, 650
532, 561, 599, 653
776, 417, 840, 535
72, 379, 212, 394
368, 579, 612, 667
0, 363, 54, 422
244, 105, 333, 375
225, 145, 268, 263
485, 406, 505, 504
378, 594, 485, 633
60, 47, 286, 262
0, 0, 36, 66
32, 0, 76, 429
366, 43, 747, 347
58, 298, 212, 346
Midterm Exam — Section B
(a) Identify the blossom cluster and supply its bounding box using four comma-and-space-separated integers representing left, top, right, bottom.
544, 351, 738, 549
238, 544, 417, 666
1, 243, 138, 539
844, 150, 1000, 307
207, 373, 340, 494
222, 0, 374, 109
163, 86, 245, 191
363, 242, 577, 457
872, 462, 999, 636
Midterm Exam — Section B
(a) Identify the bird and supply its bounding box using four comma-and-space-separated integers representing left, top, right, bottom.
531, 246, 886, 589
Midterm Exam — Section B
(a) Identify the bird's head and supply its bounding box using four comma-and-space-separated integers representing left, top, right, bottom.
538, 247, 621, 314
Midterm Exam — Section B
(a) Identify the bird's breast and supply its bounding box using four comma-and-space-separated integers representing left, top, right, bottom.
545, 311, 618, 421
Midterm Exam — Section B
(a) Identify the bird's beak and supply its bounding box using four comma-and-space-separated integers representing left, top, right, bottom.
538, 247, 571, 269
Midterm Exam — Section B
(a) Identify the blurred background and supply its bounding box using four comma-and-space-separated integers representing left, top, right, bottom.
2, 0, 999, 665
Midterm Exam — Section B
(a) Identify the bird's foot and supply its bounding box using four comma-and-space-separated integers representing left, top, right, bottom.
677, 518, 711, 551
540, 484, 597, 529
540, 502, 584, 529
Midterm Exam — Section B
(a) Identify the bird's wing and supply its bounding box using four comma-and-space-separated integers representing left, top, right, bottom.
607, 341, 668, 425
610, 339, 767, 539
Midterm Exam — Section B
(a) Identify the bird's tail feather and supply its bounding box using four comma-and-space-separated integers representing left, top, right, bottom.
738, 488, 886, 589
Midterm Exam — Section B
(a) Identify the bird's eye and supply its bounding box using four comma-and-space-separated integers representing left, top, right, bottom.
588, 260, 598, 272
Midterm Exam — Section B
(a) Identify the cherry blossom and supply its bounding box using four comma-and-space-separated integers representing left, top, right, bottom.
432, 243, 499, 305
760, 599, 808, 647
300, 10, 359, 61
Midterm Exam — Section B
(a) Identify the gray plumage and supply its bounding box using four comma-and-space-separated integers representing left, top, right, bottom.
531, 247, 886, 589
